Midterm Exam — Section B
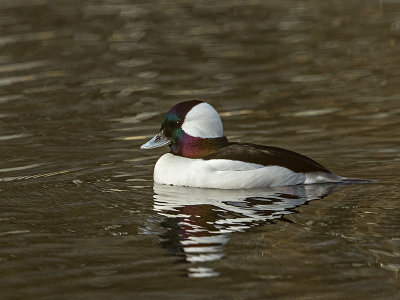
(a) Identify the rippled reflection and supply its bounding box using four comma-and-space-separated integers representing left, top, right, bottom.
153, 183, 340, 277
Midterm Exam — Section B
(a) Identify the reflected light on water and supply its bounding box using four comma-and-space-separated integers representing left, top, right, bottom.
153, 183, 340, 277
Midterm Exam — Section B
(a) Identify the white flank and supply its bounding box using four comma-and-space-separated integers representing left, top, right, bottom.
154, 153, 309, 189
181, 102, 223, 138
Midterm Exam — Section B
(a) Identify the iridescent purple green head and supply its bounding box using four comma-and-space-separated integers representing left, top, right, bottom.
141, 100, 228, 158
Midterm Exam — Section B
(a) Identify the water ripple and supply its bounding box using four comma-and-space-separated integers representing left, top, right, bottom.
0, 163, 42, 173
0, 168, 80, 182
0, 133, 31, 141
0, 230, 30, 237
0, 60, 53, 73
0, 30, 71, 46
0, 71, 65, 87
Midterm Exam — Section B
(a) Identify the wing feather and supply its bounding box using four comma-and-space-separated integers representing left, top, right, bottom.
203, 143, 331, 174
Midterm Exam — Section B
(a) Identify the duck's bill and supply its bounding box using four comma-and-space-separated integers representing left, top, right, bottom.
140, 130, 171, 149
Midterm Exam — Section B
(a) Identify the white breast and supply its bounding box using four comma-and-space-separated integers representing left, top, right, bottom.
153, 153, 313, 189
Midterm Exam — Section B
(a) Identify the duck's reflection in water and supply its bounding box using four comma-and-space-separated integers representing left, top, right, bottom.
153, 183, 340, 278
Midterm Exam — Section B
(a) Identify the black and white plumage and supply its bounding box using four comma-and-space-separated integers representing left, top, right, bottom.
141, 100, 346, 189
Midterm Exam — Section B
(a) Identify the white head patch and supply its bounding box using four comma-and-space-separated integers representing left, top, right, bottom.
181, 102, 223, 138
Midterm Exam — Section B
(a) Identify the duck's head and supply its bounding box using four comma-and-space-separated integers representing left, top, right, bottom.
141, 100, 228, 158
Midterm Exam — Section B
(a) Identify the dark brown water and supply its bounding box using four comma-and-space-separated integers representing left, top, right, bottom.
1, 0, 400, 298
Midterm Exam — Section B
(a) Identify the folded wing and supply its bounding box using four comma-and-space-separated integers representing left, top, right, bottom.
203, 143, 331, 174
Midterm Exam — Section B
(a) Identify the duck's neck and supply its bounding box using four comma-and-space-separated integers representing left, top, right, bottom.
170, 133, 228, 159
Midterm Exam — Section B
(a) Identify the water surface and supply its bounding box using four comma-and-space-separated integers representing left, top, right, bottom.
1, 0, 399, 298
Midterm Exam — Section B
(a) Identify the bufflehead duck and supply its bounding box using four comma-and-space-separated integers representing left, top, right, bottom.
141, 100, 344, 189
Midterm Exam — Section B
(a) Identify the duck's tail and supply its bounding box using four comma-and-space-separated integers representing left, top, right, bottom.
339, 177, 377, 184
305, 172, 375, 185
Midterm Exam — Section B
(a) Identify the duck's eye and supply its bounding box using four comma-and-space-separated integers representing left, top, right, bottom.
167, 120, 181, 129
